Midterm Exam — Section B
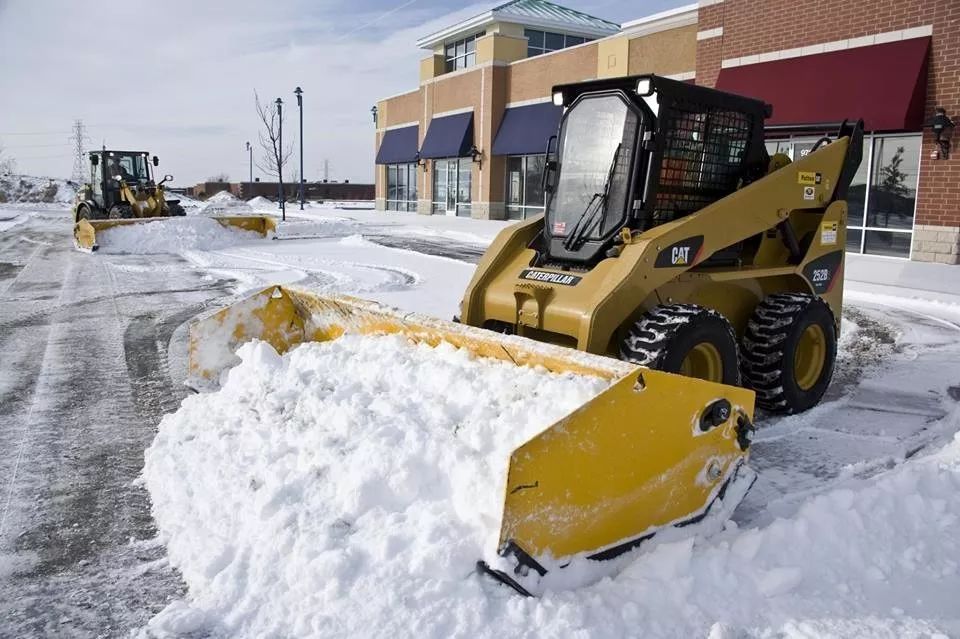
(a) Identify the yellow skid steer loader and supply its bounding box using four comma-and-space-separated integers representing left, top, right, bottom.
72, 149, 275, 250
185, 75, 863, 595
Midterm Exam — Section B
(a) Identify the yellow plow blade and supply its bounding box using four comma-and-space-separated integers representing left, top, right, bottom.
187, 285, 755, 581
73, 215, 277, 251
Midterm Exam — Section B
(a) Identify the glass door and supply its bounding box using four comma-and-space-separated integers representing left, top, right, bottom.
445, 161, 457, 215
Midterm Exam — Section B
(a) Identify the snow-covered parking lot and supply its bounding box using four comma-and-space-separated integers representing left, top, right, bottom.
1, 201, 959, 638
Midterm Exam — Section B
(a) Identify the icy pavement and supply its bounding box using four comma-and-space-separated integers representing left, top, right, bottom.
0, 210, 235, 636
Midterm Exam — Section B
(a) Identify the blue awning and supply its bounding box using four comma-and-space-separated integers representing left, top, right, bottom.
375, 125, 419, 164
492, 102, 563, 156
419, 112, 474, 159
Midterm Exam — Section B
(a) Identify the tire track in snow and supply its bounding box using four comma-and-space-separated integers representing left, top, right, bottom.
0, 214, 232, 637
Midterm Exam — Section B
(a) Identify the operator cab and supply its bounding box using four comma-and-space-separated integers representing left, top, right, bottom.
88, 150, 162, 210
91, 150, 157, 188
541, 74, 771, 266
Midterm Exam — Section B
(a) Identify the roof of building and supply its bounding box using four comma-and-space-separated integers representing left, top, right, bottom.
416, 0, 620, 50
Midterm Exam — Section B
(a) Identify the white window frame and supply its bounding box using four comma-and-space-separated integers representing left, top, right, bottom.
444, 33, 482, 72
505, 154, 547, 220
385, 163, 418, 212
431, 158, 472, 216
765, 132, 921, 259
524, 28, 591, 58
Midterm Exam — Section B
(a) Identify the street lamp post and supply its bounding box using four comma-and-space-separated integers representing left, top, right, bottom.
245, 141, 252, 184
275, 97, 285, 221
295, 87, 304, 210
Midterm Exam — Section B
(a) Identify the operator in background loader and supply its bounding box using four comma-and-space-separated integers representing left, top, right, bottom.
107, 157, 135, 183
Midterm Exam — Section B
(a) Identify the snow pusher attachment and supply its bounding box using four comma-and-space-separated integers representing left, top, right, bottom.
187, 285, 756, 594
73, 215, 276, 251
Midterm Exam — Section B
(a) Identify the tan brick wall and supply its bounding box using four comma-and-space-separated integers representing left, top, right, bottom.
427, 68, 484, 114
505, 43, 599, 103
627, 23, 697, 76
378, 89, 421, 128
912, 224, 960, 265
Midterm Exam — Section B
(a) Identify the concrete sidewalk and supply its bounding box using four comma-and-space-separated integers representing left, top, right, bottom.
845, 254, 960, 304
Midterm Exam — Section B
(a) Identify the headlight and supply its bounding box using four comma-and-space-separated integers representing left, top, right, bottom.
636, 78, 653, 96
552, 91, 564, 107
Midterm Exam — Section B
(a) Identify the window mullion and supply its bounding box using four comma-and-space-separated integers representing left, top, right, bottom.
860, 132, 873, 254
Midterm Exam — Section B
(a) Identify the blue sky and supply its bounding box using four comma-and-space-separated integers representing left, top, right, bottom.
0, 0, 688, 185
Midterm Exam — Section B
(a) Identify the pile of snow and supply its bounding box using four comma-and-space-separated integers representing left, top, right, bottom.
96, 217, 264, 254
144, 333, 960, 638
200, 190, 253, 215
0, 174, 74, 205
169, 191, 203, 211
246, 195, 277, 210
144, 335, 608, 637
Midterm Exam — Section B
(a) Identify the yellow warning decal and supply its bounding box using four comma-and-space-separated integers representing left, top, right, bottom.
820, 221, 838, 246
798, 171, 820, 186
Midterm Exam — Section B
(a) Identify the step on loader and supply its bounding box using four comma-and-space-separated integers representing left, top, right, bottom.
184, 74, 863, 595
72, 149, 275, 251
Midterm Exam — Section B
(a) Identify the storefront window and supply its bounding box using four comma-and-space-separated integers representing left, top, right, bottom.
432, 158, 471, 216
867, 136, 920, 230
385, 163, 417, 212
505, 155, 546, 220
763, 132, 919, 258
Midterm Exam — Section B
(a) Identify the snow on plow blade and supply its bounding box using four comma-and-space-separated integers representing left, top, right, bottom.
73, 215, 277, 251
187, 285, 756, 593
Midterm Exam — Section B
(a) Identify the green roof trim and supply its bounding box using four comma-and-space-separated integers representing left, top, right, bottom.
490, 0, 620, 32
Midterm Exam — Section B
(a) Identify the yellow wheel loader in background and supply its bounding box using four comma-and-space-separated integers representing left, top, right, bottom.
184, 75, 863, 596
72, 149, 276, 251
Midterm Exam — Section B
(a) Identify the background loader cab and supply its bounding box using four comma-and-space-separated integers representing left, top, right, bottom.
461, 74, 864, 414
74, 150, 185, 221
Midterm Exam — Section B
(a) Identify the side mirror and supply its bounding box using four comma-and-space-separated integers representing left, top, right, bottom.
153, 156, 159, 166
159, 174, 174, 185
91, 155, 99, 166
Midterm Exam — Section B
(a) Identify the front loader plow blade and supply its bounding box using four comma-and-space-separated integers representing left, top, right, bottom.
73, 215, 276, 251
498, 369, 753, 565
187, 285, 756, 591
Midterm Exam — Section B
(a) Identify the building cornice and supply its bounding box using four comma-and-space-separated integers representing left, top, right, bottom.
620, 4, 698, 38
721, 25, 932, 68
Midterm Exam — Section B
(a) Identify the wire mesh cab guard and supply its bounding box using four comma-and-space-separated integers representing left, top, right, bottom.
641, 77, 771, 232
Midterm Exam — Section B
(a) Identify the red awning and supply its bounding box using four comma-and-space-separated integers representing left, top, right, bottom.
716, 37, 930, 132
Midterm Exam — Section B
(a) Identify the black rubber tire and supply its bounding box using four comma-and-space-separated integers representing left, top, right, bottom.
741, 293, 837, 414
76, 204, 91, 221
168, 202, 186, 217
108, 204, 134, 219
620, 304, 741, 386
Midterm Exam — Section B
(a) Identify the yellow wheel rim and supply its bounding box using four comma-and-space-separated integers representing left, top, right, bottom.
794, 324, 826, 391
679, 342, 724, 383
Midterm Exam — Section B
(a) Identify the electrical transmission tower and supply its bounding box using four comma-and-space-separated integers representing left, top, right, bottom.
70, 120, 89, 182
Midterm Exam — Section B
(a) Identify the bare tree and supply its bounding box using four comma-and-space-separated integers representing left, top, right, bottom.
253, 91, 293, 190
207, 173, 230, 182
0, 143, 16, 175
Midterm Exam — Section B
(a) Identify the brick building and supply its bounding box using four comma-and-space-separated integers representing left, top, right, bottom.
186, 180, 374, 202
374, 0, 959, 263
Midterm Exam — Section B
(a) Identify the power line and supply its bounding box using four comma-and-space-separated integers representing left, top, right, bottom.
0, 142, 74, 149
70, 120, 90, 182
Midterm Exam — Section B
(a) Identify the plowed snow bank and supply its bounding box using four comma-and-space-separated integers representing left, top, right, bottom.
143, 335, 960, 638
96, 217, 263, 254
